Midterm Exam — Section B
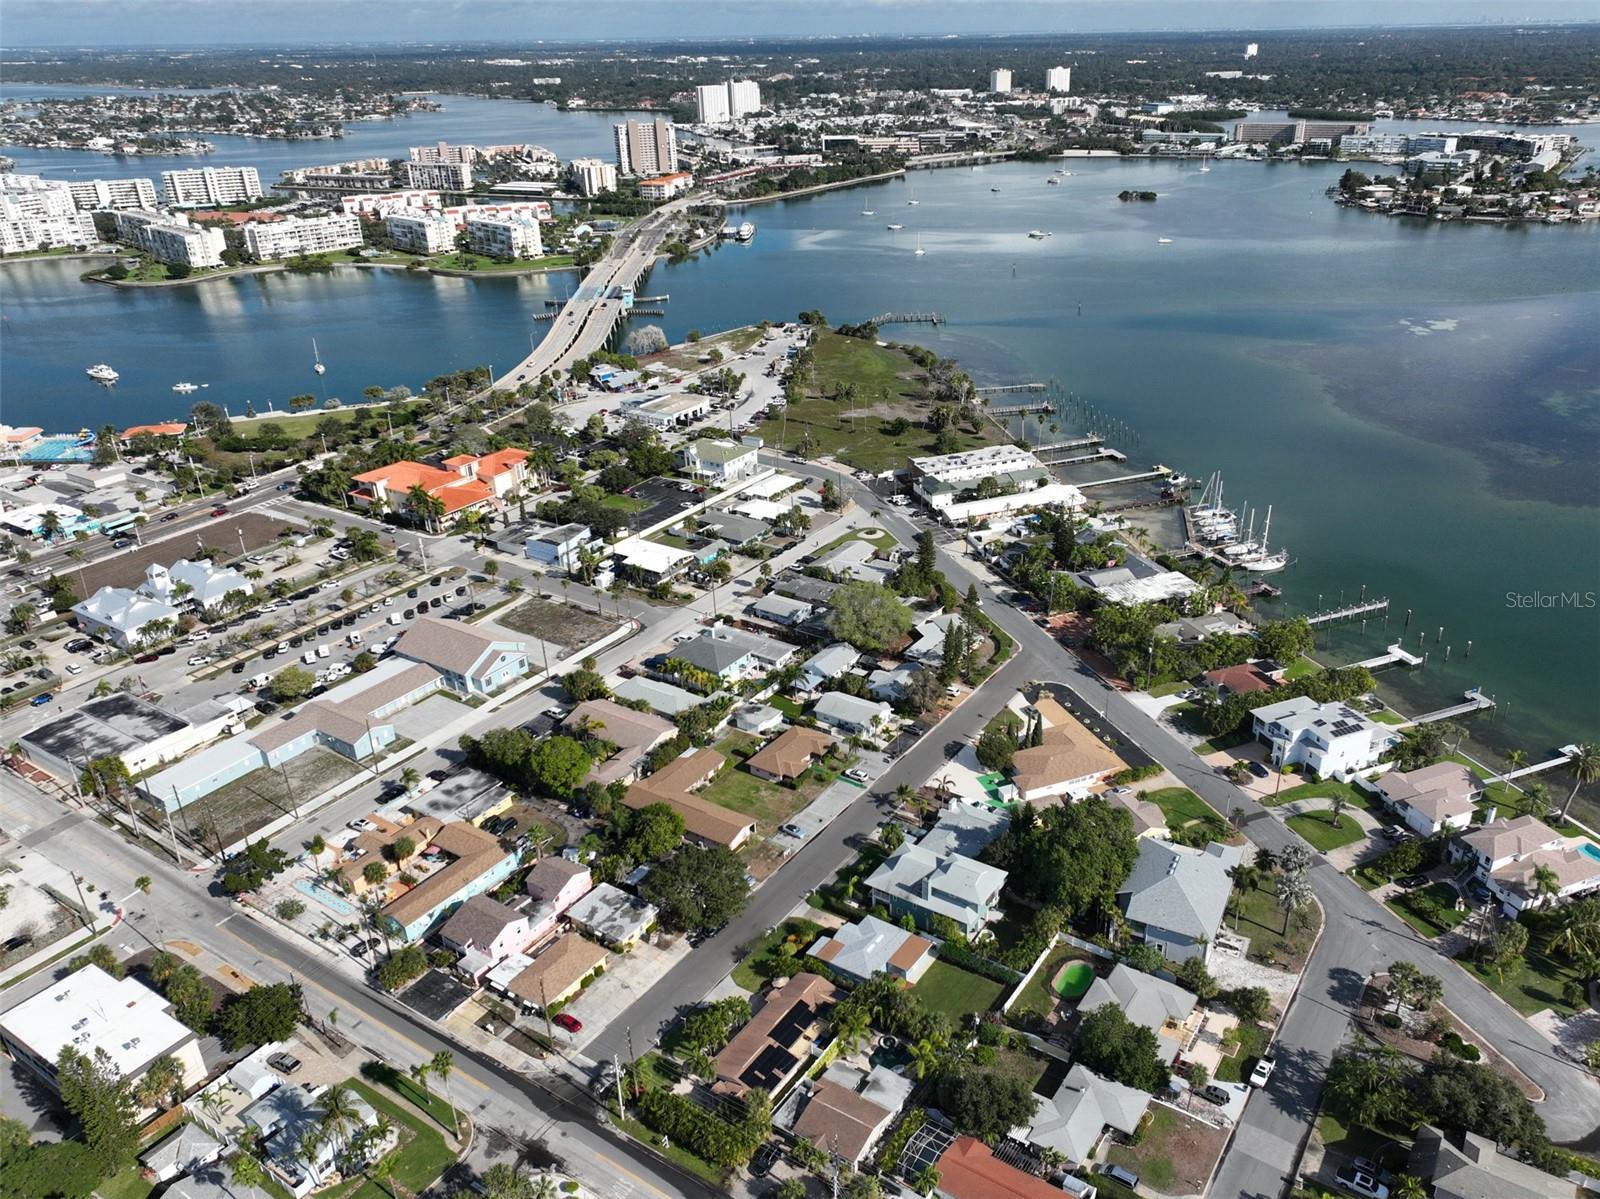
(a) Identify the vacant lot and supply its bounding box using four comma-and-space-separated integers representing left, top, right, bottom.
703, 731, 850, 834
1146, 787, 1229, 842
1105, 1104, 1230, 1196
495, 598, 619, 656
76, 511, 296, 594
648, 325, 765, 372
169, 746, 363, 848
1286, 811, 1366, 852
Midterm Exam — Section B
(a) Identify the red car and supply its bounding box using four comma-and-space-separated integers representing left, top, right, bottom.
210, 506, 229, 516
552, 1013, 582, 1033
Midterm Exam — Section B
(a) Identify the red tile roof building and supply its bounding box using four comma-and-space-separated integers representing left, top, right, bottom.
935, 1137, 1068, 1199
351, 449, 529, 522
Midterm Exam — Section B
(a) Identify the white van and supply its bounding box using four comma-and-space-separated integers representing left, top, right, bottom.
316, 644, 330, 659
387, 612, 404, 626
346, 631, 363, 647
301, 650, 317, 665
248, 672, 271, 690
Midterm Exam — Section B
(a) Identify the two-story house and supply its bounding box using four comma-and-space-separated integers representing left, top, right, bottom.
437, 894, 533, 978
864, 841, 1007, 938
1454, 815, 1600, 915
1251, 696, 1399, 780
1116, 839, 1244, 963
396, 617, 530, 697
1377, 762, 1480, 836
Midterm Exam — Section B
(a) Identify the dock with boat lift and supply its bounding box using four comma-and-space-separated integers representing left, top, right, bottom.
1409, 688, 1496, 725
1489, 744, 1582, 784
1351, 643, 1425, 670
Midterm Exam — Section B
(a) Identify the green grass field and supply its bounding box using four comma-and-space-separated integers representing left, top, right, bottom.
1283, 655, 1322, 681
912, 959, 1007, 1020
231, 399, 431, 440
1264, 778, 1374, 810
1286, 811, 1366, 851
1145, 787, 1228, 840
1458, 912, 1586, 1017
339, 1079, 458, 1199
1385, 882, 1467, 939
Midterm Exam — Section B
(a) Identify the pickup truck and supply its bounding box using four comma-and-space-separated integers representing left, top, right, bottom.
1249, 1049, 1276, 1088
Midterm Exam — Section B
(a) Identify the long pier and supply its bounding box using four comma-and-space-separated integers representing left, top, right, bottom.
1411, 688, 1496, 725
1491, 745, 1582, 783
1028, 435, 1104, 454
977, 383, 1048, 396
1043, 449, 1127, 467
1077, 467, 1162, 488
989, 400, 1054, 417
868, 311, 944, 326
1351, 643, 1425, 670
1305, 597, 1390, 626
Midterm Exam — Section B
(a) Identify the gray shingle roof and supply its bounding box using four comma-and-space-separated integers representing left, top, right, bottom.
1117, 839, 1243, 942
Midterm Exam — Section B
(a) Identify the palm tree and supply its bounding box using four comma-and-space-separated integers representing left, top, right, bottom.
831, 1006, 872, 1054
1551, 898, 1600, 961
318, 1083, 361, 1155
1228, 865, 1259, 928
409, 1061, 432, 1095
1328, 792, 1348, 827
229, 1152, 268, 1195
3, 602, 37, 635
430, 1049, 458, 1133
908, 1036, 943, 1080
400, 767, 421, 793
370, 1152, 401, 1199
135, 875, 152, 894
1503, 749, 1527, 778
1533, 863, 1562, 908
40, 510, 62, 541
1412, 974, 1444, 1014
1277, 873, 1313, 935
308, 834, 326, 872
893, 783, 915, 809
1560, 743, 1600, 822
1391, 1175, 1427, 1199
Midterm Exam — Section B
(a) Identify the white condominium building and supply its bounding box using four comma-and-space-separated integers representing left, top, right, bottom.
613, 117, 678, 177
340, 189, 441, 217
385, 211, 456, 254
161, 165, 264, 208
66, 177, 158, 211
695, 85, 731, 125
1046, 66, 1072, 94
465, 214, 542, 260
244, 212, 363, 261
990, 69, 1013, 94
399, 160, 472, 191
570, 157, 618, 196
0, 175, 98, 253
141, 220, 226, 268
409, 141, 478, 165
728, 79, 762, 117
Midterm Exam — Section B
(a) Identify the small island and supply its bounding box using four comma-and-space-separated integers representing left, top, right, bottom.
1118, 190, 1159, 202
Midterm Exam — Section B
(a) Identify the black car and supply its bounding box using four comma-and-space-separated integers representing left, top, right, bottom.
350, 941, 371, 958
263, 648, 277, 659
267, 1052, 302, 1074
749, 1143, 783, 1178
289, 636, 303, 648
427, 768, 450, 782
455, 585, 468, 596
18, 639, 36, 650
65, 638, 94, 653
404, 608, 416, 619
407, 588, 419, 599
430, 575, 443, 587
1399, 875, 1429, 889
1247, 761, 1271, 779
232, 662, 247, 674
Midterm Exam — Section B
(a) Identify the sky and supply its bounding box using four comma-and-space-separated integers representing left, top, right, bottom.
3, 0, 1598, 48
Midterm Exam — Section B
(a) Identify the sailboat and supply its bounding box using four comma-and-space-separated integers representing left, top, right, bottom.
1237, 505, 1289, 572
312, 338, 326, 375
860, 207, 875, 216
913, 234, 926, 257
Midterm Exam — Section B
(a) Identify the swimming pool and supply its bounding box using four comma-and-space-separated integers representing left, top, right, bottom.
18, 436, 94, 463
294, 876, 356, 916
1580, 842, 1600, 866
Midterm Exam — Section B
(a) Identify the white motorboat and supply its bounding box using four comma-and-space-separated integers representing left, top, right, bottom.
735, 222, 755, 242
913, 234, 926, 257
86, 363, 118, 383
1157, 237, 1174, 245
1028, 230, 1051, 239
1047, 177, 1061, 185
886, 223, 903, 230
312, 338, 326, 375
172, 382, 199, 394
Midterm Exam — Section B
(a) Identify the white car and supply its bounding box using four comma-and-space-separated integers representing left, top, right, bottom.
1334, 1169, 1388, 1199
844, 767, 871, 783
1249, 1050, 1276, 1087
65, 663, 84, 675
347, 817, 378, 833
187, 654, 212, 666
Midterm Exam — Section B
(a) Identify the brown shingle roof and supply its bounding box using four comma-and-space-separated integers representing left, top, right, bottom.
746, 726, 834, 780
792, 1080, 892, 1164
714, 973, 841, 1096
438, 894, 525, 951
503, 934, 608, 1005
524, 856, 591, 902
396, 617, 512, 678
381, 821, 507, 928
623, 749, 754, 847
338, 815, 442, 887
1011, 697, 1128, 794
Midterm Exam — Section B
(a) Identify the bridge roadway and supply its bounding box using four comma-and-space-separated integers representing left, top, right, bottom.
493, 197, 693, 389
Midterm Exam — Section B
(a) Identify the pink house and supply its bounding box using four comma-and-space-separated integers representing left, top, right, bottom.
438, 894, 533, 979
525, 857, 594, 943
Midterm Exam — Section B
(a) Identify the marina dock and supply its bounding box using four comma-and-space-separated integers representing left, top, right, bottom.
1305, 597, 1390, 626
977, 382, 1049, 396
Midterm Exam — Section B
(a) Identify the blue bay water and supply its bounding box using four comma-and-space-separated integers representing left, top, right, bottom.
1, 95, 1596, 762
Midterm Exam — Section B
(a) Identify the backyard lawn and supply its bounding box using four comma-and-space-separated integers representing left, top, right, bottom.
1104, 1104, 1230, 1197
912, 959, 1007, 1020
335, 1079, 458, 1199
1212, 1020, 1269, 1084
1282, 656, 1322, 681
1285, 811, 1367, 852
1007, 942, 1094, 1025
1146, 788, 1229, 842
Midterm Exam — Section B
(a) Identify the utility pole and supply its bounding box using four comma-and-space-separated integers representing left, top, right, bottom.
277, 761, 300, 818
540, 978, 554, 1047
613, 1053, 626, 1114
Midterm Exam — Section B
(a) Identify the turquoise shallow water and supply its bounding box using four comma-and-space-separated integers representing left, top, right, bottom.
2, 105, 1596, 776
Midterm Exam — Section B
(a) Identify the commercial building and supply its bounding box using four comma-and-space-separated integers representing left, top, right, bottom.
638, 171, 693, 201
989, 69, 1013, 94
677, 437, 761, 483
395, 616, 529, 697
0, 964, 204, 1099
629, 392, 711, 428
1045, 66, 1072, 93
384, 210, 457, 254
908, 444, 1083, 524
1250, 696, 1400, 779
522, 521, 590, 569
1405, 149, 1482, 178
350, 448, 530, 522
20, 692, 244, 783
399, 160, 472, 191
71, 586, 183, 648
613, 117, 678, 177
161, 165, 263, 207
244, 212, 363, 260
1117, 840, 1244, 962
464, 213, 543, 260
66, 176, 158, 210
569, 157, 618, 196
0, 174, 98, 253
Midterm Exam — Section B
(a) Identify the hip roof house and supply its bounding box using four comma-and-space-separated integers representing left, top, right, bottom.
1116, 839, 1244, 963
395, 616, 529, 696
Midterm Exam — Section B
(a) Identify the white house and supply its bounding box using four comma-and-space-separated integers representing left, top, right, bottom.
1454, 815, 1600, 915
1378, 762, 1480, 836
1023, 1064, 1150, 1167
1251, 696, 1400, 780
141, 558, 253, 611
811, 692, 893, 739
677, 438, 761, 484
808, 915, 936, 984
244, 1083, 385, 1198
864, 841, 1006, 937
671, 626, 794, 682
71, 586, 182, 648
797, 642, 860, 691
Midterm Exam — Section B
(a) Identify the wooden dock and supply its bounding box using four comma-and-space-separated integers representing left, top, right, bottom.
988, 400, 1053, 417
1028, 435, 1104, 455
1491, 744, 1582, 783
867, 311, 944, 326
1306, 597, 1390, 626
977, 383, 1048, 395
1077, 467, 1163, 488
